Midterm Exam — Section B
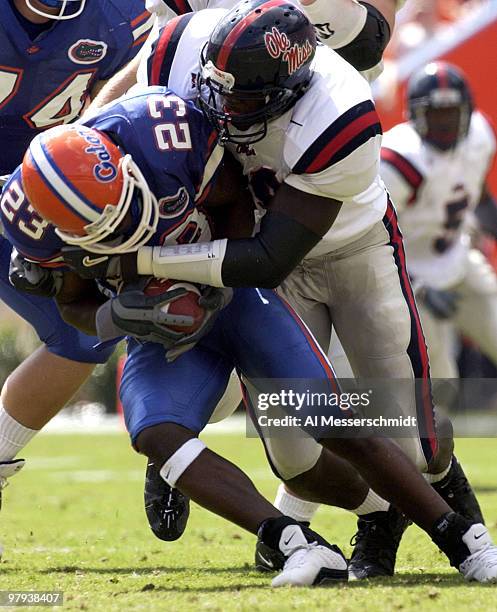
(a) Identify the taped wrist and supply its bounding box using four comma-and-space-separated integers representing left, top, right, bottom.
137, 240, 227, 287
137, 212, 320, 289
299, 0, 367, 48
335, 3, 391, 71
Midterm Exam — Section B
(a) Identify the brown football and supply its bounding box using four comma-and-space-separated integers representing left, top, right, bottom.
144, 278, 206, 333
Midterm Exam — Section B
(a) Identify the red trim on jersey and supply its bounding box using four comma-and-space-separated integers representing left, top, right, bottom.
131, 10, 151, 27
384, 200, 438, 458
195, 130, 222, 203
150, 17, 182, 86
381, 147, 423, 205
132, 32, 150, 48
0, 66, 23, 111
306, 110, 380, 174
216, 0, 287, 70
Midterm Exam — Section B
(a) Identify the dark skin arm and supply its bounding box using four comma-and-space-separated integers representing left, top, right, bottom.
202, 151, 256, 240
55, 271, 106, 335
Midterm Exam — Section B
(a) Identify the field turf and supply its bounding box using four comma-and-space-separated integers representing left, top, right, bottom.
0, 430, 496, 611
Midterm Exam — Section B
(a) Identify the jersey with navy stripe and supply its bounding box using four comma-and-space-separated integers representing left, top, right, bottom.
0, 87, 223, 269
0, 0, 154, 175
144, 0, 406, 82
139, 12, 388, 254
381, 112, 496, 289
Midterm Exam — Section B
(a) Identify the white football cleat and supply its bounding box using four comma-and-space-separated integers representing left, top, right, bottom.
0, 459, 25, 560
459, 524, 497, 583
0, 459, 25, 494
271, 524, 348, 587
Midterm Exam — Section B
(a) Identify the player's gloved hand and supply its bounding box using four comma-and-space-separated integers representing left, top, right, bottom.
61, 246, 138, 282
417, 286, 460, 320
165, 286, 233, 362
247, 166, 281, 210
9, 249, 63, 297
95, 285, 191, 347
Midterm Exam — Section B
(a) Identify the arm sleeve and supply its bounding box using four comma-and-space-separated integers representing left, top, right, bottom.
380, 147, 424, 212
137, 211, 322, 288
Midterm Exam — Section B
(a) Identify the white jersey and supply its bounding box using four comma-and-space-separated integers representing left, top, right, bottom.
139, 9, 388, 254
146, 0, 405, 82
147, 0, 407, 26
381, 113, 496, 289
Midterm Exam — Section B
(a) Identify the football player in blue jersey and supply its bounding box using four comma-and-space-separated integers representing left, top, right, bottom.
0, 0, 154, 533
10, 86, 497, 584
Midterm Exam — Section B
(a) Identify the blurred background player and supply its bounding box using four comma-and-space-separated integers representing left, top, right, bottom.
380, 62, 497, 380
0, 0, 153, 516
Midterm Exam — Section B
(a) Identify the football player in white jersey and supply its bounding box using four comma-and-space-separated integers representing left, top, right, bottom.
86, 0, 405, 113
146, 0, 403, 78
68, 1, 492, 580
380, 62, 497, 379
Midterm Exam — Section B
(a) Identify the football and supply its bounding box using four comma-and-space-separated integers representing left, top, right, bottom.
144, 278, 206, 334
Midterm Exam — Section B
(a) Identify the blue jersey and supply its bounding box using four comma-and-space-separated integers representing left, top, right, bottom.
0, 0, 154, 174
0, 87, 223, 268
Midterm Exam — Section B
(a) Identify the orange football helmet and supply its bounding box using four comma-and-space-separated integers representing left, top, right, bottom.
21, 124, 158, 254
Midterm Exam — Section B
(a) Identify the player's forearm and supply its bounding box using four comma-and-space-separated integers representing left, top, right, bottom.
85, 57, 140, 115
55, 273, 106, 335
136, 212, 322, 289
56, 298, 102, 336
300, 0, 394, 71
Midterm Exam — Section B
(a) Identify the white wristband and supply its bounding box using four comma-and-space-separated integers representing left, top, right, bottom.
299, 0, 367, 49
137, 239, 228, 287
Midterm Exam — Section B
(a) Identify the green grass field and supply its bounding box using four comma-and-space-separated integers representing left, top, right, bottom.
0, 431, 496, 611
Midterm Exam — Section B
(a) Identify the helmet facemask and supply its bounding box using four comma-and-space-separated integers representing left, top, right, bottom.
197, 52, 303, 145
26, 0, 86, 20
55, 155, 159, 254
195, 0, 316, 145
410, 90, 471, 151
407, 62, 473, 152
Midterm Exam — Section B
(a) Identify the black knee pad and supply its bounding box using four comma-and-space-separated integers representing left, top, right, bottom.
335, 3, 391, 72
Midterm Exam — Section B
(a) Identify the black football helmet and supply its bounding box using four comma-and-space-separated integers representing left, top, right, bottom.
407, 62, 473, 151
197, 0, 316, 144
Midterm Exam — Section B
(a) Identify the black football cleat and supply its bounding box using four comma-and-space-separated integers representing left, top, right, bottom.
144, 461, 190, 541
432, 456, 485, 524
255, 538, 285, 572
255, 520, 311, 572
348, 506, 411, 580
